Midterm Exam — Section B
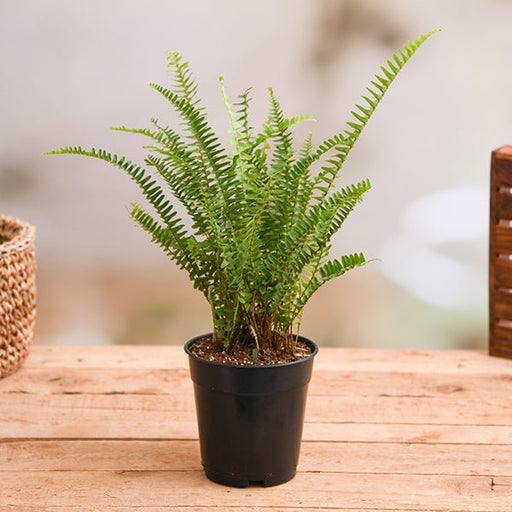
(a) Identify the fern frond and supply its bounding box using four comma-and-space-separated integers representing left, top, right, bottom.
111, 121, 224, 241
312, 29, 440, 201
283, 132, 347, 229
258, 88, 298, 245
219, 76, 245, 155
234, 87, 253, 140
267, 87, 295, 175
44, 146, 202, 279
281, 114, 316, 129
129, 203, 204, 284
298, 132, 313, 160
266, 178, 370, 312
280, 178, 371, 279
110, 125, 157, 138
294, 252, 367, 314
149, 82, 240, 210
165, 51, 200, 105
219, 76, 260, 197
148, 82, 229, 173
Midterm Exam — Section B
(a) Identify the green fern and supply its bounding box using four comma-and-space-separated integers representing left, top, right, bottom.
44, 29, 439, 358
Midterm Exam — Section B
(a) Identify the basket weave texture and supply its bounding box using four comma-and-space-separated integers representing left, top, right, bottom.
0, 215, 36, 378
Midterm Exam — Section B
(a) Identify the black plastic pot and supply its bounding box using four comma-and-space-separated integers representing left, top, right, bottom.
184, 333, 318, 487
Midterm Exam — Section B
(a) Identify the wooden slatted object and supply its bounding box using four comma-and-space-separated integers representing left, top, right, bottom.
490, 145, 512, 358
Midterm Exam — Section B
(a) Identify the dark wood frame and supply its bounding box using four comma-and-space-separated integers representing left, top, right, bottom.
489, 146, 512, 358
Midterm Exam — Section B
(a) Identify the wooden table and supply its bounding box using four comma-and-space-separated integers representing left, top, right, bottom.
2, 346, 512, 511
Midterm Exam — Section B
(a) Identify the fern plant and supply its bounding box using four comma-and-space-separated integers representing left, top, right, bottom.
45, 30, 439, 359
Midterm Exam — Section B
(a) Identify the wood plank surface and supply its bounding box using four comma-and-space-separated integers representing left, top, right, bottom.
5, 365, 512, 398
2, 471, 511, 511
2, 345, 512, 511
6, 509, 469, 512
3, 439, 512, 476
4, 509, 475, 512
2, 388, 512, 431
21, 345, 512, 374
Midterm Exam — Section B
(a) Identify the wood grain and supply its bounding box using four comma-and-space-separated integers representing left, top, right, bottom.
490, 146, 512, 358
4, 509, 468, 512
24, 345, 512, 373
493, 290, 512, 319
2, 372, 512, 439
4, 365, 512, 398
3, 439, 512, 476
2, 471, 510, 511
2, 345, 512, 511
5, 509, 460, 512
495, 191, 512, 220
495, 256, 512, 289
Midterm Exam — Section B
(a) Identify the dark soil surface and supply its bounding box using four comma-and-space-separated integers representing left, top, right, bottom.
189, 336, 313, 366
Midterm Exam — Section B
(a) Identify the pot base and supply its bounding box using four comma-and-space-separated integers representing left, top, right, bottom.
205, 467, 296, 488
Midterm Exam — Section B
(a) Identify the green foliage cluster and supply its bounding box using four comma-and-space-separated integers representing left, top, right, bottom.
46, 30, 438, 358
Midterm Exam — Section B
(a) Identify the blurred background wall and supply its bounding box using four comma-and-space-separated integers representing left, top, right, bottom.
1, 0, 509, 348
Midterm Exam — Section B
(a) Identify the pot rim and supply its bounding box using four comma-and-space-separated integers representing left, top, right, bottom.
184, 332, 318, 369
0, 215, 35, 255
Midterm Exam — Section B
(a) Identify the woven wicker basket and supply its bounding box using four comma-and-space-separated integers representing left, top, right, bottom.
0, 215, 36, 378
